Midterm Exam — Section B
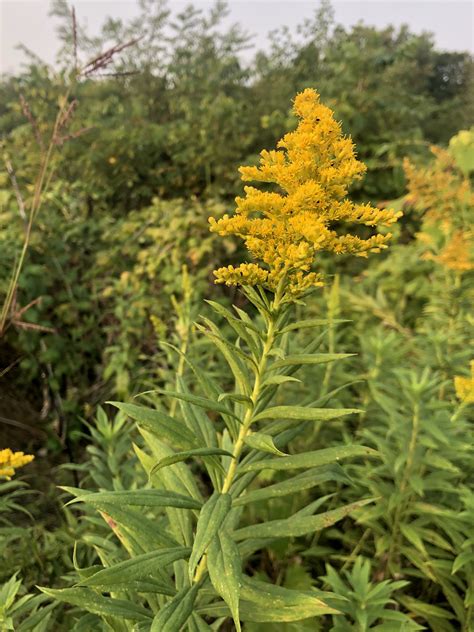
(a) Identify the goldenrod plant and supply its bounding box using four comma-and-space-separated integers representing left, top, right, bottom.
322, 557, 423, 631
41, 89, 404, 630
0, 573, 56, 632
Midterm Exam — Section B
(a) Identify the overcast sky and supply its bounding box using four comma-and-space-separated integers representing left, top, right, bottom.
1, 0, 473, 74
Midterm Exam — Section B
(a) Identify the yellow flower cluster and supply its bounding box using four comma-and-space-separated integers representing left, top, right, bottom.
404, 147, 473, 227
433, 230, 473, 272
454, 361, 474, 403
209, 88, 401, 294
0, 449, 34, 480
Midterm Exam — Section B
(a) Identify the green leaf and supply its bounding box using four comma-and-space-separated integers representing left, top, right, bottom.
38, 587, 151, 622
244, 432, 287, 456
188, 492, 232, 581
252, 406, 361, 423
240, 445, 376, 473
240, 576, 339, 618
262, 375, 301, 387
233, 465, 350, 506
108, 402, 197, 450
399, 596, 455, 620
453, 550, 474, 574
234, 498, 374, 540
197, 320, 251, 395
151, 584, 199, 631
64, 489, 202, 510
208, 530, 242, 632
218, 392, 253, 407
199, 575, 338, 622
144, 389, 239, 420
279, 318, 349, 333
150, 448, 233, 477
271, 353, 354, 369
78, 548, 191, 588
400, 524, 427, 556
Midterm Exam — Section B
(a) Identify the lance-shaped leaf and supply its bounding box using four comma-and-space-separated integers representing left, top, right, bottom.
253, 406, 361, 423
151, 584, 199, 632
206, 299, 261, 356
78, 547, 191, 588
240, 576, 339, 616
198, 576, 339, 622
188, 492, 232, 581
271, 353, 354, 369
239, 445, 377, 473
108, 402, 197, 450
189, 613, 214, 631
142, 389, 239, 420
233, 498, 374, 540
233, 465, 350, 506
197, 320, 251, 395
262, 375, 301, 387
243, 432, 287, 456
64, 488, 202, 510
208, 530, 242, 632
38, 587, 151, 622
279, 318, 350, 333
218, 392, 253, 407
150, 448, 233, 477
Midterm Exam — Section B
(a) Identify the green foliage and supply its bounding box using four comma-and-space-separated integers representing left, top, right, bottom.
0, 574, 56, 632
43, 285, 376, 629
322, 557, 422, 631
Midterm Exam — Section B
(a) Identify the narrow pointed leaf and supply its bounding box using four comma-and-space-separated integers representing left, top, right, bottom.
143, 390, 239, 420
78, 548, 191, 588
151, 584, 199, 632
188, 492, 232, 581
233, 465, 350, 506
150, 448, 233, 477
253, 406, 361, 423
38, 587, 151, 622
279, 318, 349, 333
218, 393, 253, 407
244, 433, 287, 456
240, 445, 377, 473
108, 402, 197, 450
271, 353, 354, 369
64, 489, 202, 510
262, 375, 301, 387
234, 498, 375, 540
208, 530, 242, 632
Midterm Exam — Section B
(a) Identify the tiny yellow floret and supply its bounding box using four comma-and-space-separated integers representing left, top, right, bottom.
209, 88, 401, 294
0, 449, 34, 480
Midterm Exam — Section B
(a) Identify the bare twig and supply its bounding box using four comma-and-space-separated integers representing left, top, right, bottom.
72, 6, 78, 74
19, 94, 44, 152
54, 125, 94, 146
80, 37, 142, 77
0, 414, 46, 436
0, 356, 22, 379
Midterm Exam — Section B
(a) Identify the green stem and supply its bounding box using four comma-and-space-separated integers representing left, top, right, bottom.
193, 286, 284, 583
386, 401, 420, 574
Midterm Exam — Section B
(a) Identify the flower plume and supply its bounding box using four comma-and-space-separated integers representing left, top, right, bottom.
210, 88, 401, 295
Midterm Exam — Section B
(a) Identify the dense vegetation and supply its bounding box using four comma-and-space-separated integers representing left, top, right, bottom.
0, 1, 472, 630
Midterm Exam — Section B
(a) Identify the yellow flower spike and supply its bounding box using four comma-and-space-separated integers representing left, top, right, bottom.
0, 449, 34, 480
209, 88, 401, 295
433, 230, 474, 272
454, 361, 474, 404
